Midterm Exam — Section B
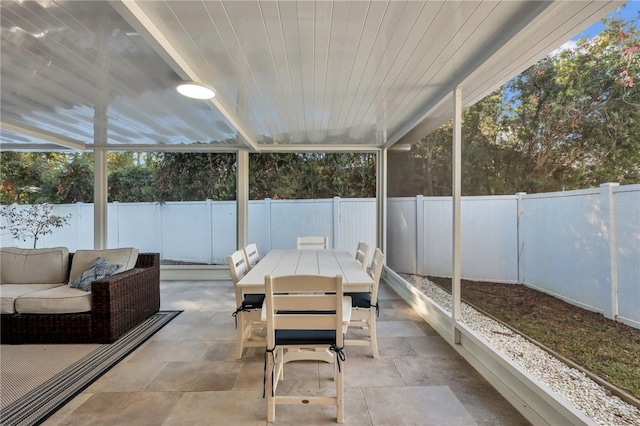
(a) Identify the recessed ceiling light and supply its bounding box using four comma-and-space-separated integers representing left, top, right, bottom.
176, 82, 215, 100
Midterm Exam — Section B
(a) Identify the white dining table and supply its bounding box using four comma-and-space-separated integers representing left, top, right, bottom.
237, 249, 372, 364
236, 249, 374, 294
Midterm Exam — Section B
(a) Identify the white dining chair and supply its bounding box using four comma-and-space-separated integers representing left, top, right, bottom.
345, 248, 385, 358
228, 249, 265, 359
264, 274, 350, 423
243, 242, 260, 270
296, 236, 329, 250
355, 241, 370, 270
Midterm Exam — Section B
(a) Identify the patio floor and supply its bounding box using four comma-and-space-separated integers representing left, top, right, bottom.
43, 279, 530, 425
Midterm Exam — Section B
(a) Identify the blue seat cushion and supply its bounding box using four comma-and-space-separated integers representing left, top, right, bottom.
243, 293, 265, 309
345, 292, 371, 308
275, 329, 336, 345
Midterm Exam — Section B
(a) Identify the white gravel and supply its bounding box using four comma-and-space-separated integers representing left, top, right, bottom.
401, 274, 640, 426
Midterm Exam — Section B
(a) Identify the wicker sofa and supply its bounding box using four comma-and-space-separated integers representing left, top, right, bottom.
0, 248, 160, 344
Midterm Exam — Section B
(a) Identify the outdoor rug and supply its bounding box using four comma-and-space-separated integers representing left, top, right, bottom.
0, 310, 181, 426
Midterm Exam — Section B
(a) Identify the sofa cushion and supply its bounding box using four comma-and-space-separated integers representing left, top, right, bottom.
0, 247, 69, 284
15, 285, 91, 314
70, 257, 121, 292
0, 284, 63, 314
68, 248, 138, 285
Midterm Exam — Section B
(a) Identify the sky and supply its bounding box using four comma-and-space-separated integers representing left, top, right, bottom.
559, 0, 639, 50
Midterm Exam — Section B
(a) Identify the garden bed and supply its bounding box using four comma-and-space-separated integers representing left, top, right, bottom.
400, 274, 640, 426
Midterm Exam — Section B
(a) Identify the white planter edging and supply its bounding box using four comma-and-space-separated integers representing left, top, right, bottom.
384, 267, 597, 426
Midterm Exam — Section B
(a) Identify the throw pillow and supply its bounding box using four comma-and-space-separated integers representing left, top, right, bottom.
70, 257, 121, 292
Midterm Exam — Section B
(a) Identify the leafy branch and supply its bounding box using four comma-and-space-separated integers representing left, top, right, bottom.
0, 204, 71, 248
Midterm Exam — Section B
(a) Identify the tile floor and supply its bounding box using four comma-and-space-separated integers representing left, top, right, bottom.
43, 280, 531, 425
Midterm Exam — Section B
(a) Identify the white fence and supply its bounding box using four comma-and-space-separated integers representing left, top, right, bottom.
387, 183, 640, 328
0, 198, 377, 266
2, 185, 638, 327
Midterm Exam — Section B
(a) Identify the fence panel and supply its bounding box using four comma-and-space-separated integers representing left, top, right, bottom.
111, 203, 162, 253
268, 199, 334, 249
614, 186, 640, 327
337, 198, 377, 259
459, 196, 518, 283
211, 201, 237, 264
160, 202, 213, 264
387, 198, 418, 274
248, 199, 271, 260
520, 189, 609, 313
422, 197, 451, 277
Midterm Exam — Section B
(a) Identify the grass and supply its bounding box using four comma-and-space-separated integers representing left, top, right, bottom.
427, 276, 640, 400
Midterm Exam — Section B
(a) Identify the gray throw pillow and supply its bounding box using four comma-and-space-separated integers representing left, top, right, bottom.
70, 257, 121, 292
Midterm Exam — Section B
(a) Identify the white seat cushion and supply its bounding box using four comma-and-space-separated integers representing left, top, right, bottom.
0, 284, 63, 314
68, 248, 138, 285
15, 285, 91, 314
0, 247, 69, 284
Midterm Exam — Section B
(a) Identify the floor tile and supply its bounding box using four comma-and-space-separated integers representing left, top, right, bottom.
376, 320, 426, 337
364, 386, 477, 426
55, 392, 183, 426
327, 358, 404, 388
126, 340, 210, 363
164, 391, 266, 425
86, 360, 166, 392
146, 360, 241, 391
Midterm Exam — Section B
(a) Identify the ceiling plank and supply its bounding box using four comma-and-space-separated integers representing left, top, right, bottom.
110, 0, 260, 151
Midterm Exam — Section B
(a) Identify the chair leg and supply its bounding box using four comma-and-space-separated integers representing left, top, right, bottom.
235, 312, 244, 359
337, 361, 344, 423
370, 310, 379, 359
267, 349, 276, 422
277, 348, 284, 381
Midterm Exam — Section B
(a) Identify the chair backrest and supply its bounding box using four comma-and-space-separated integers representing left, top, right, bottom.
228, 249, 249, 307
296, 236, 329, 250
243, 243, 260, 269
355, 241, 370, 269
227, 249, 248, 284
369, 248, 385, 303
265, 274, 344, 349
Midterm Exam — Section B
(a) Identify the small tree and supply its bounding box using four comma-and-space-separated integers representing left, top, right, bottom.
0, 204, 71, 248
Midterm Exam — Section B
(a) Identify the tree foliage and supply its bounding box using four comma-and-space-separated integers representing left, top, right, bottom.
0, 151, 375, 204
249, 153, 376, 200
153, 152, 237, 201
390, 15, 639, 196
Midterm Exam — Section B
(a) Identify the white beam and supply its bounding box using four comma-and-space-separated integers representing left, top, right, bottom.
376, 149, 387, 254
258, 144, 380, 153
0, 121, 85, 151
94, 150, 108, 249
87, 143, 382, 153
237, 150, 249, 250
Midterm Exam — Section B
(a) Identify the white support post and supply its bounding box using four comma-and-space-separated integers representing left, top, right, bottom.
113, 201, 120, 248
416, 195, 425, 275
93, 149, 108, 249
237, 150, 249, 250
333, 197, 341, 249
377, 149, 388, 255
516, 192, 527, 284
452, 86, 462, 344
601, 182, 620, 320
207, 199, 214, 264
93, 23, 108, 250
265, 198, 272, 251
